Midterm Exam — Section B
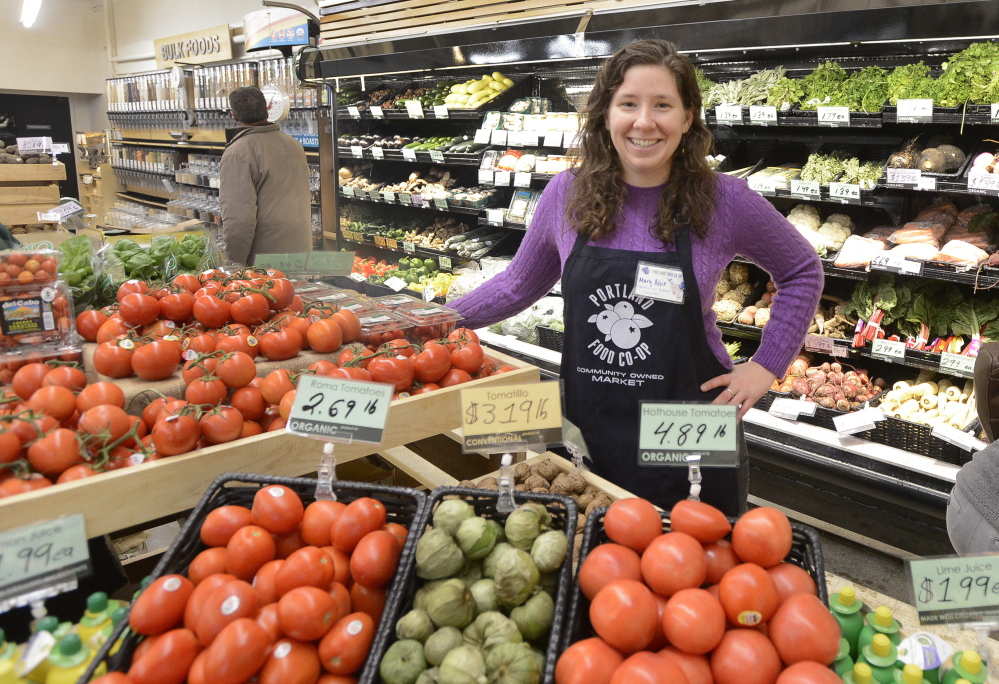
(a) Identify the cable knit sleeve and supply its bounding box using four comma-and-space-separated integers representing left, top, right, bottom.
449, 173, 569, 329
718, 177, 824, 378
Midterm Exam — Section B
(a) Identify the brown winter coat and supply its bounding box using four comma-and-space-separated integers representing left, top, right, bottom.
219, 123, 312, 266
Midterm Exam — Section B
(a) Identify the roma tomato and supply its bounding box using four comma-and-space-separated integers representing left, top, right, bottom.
331, 310, 360, 343
671, 499, 732, 544
251, 484, 305, 534
231, 293, 271, 326
301, 500, 346, 547
200, 505, 253, 547
768, 563, 817, 605
318, 612, 374, 675
255, 602, 283, 643
349, 583, 385, 623
610, 652, 688, 684
195, 579, 259, 646
231, 386, 267, 421
578, 543, 642, 601
127, 628, 202, 684
307, 319, 343, 353
26, 385, 76, 421
275, 546, 336, 596
258, 328, 303, 361
349, 530, 400, 588
704, 539, 741, 585
661, 588, 726, 655
92, 341, 134, 378
183, 574, 237, 631
200, 407, 244, 445
27, 428, 83, 477
119, 292, 160, 326
259, 639, 322, 684
555, 637, 623, 684
719, 563, 779, 627
767, 593, 840, 666
193, 296, 232, 328
278, 586, 338, 641
261, 369, 296, 405
710, 629, 782, 684
226, 525, 277, 581
731, 507, 793, 568
450, 343, 484, 374
367, 356, 414, 392
215, 351, 256, 389
438, 368, 472, 387
273, 528, 304, 559
658, 647, 713, 684
604, 498, 662, 553
186, 376, 227, 406
590, 580, 659, 654
201, 618, 272, 684
78, 405, 131, 445
775, 661, 844, 684
253, 559, 284, 606
640, 532, 706, 597
332, 498, 387, 553
189, 548, 228, 585
42, 365, 87, 392
76, 310, 108, 342
129, 575, 193, 636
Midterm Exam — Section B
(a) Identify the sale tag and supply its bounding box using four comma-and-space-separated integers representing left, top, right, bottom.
430, 150, 445, 163
871, 338, 906, 362
886, 168, 921, 187
460, 382, 563, 453
439, 256, 452, 270
305, 251, 354, 276
804, 334, 834, 354
967, 173, 999, 195
790, 179, 821, 199
350, 146, 363, 158
433, 104, 449, 118
16, 136, 52, 154
543, 131, 563, 147
817, 106, 850, 126
371, 147, 384, 160
474, 129, 491, 144
715, 105, 744, 124
402, 241, 416, 253
0, 514, 91, 611
638, 402, 738, 467
833, 409, 877, 436
896, 99, 934, 123
514, 172, 532, 188
370, 106, 384, 118
939, 352, 975, 378
402, 148, 417, 161
478, 169, 494, 185
769, 397, 817, 421
494, 170, 512, 187
908, 554, 999, 624
749, 106, 778, 124
254, 253, 308, 274
347, 106, 361, 118
829, 182, 862, 204
287, 375, 392, 443
931, 424, 987, 452
486, 209, 505, 226
405, 100, 424, 118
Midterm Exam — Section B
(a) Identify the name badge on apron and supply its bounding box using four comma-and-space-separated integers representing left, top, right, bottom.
634, 261, 685, 304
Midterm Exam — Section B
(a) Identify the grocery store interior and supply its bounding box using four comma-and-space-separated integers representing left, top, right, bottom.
2, 0, 999, 681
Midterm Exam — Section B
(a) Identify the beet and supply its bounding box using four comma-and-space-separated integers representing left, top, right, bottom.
813, 384, 837, 398
791, 379, 810, 396
841, 384, 859, 400
819, 362, 831, 373
836, 399, 851, 412
830, 363, 842, 373
827, 372, 844, 386
817, 397, 836, 409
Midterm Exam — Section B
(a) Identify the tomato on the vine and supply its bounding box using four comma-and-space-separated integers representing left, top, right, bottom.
450, 342, 484, 374
258, 328, 303, 361
368, 356, 414, 392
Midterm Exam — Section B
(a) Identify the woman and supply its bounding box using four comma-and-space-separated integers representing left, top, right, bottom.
451, 40, 824, 514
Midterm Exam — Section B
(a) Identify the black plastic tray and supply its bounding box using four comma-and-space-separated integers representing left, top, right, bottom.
81, 473, 428, 682
536, 324, 564, 352
880, 133, 976, 183
358, 486, 578, 684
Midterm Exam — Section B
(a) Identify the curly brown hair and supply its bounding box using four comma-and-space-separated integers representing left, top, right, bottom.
568, 39, 716, 244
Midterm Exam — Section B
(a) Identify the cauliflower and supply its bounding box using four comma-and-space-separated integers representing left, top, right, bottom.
818, 221, 852, 250
797, 227, 828, 257
727, 262, 749, 285
826, 213, 855, 230
712, 299, 741, 322
788, 204, 821, 232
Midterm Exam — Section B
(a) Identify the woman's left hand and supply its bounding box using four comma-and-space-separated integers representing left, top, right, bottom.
701, 360, 778, 421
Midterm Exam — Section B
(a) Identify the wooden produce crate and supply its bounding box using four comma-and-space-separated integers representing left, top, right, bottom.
0, 349, 538, 539
0, 162, 66, 183
0, 204, 60, 225
0, 182, 60, 205
0, 163, 67, 226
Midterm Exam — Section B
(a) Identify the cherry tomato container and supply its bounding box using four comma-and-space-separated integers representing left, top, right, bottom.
0, 248, 61, 287
335, 296, 381, 318
395, 303, 463, 343
370, 293, 421, 311
358, 486, 578, 684
0, 344, 84, 389
0, 279, 78, 353
80, 472, 427, 682
357, 311, 414, 347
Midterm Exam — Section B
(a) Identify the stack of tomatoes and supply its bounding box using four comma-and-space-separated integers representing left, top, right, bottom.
91, 486, 407, 684
557, 499, 841, 684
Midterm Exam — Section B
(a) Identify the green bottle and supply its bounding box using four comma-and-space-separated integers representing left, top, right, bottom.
831, 586, 865, 659
42, 635, 105, 684
834, 638, 854, 677
941, 652, 987, 684
857, 634, 899, 684
843, 662, 875, 684
0, 630, 15, 662
894, 664, 930, 684
858, 606, 902, 653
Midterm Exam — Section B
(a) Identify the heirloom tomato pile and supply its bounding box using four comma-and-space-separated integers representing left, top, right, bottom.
557, 498, 841, 684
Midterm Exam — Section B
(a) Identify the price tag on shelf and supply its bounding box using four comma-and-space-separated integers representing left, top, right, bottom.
370, 106, 384, 119
254, 253, 309, 274
397, 193, 411, 204
439, 256, 452, 270
486, 209, 505, 226
342, 186, 355, 197
886, 168, 921, 187
493, 170, 512, 187
931, 424, 987, 453
373, 236, 387, 247
829, 182, 861, 204
287, 375, 392, 444
804, 334, 835, 354
411, 194, 424, 208
384, 276, 407, 291
967, 173, 999, 195
0, 514, 91, 611
491, 130, 508, 146
371, 147, 384, 160
434, 197, 449, 209
789, 179, 821, 199
430, 151, 445, 163
749, 106, 778, 124
918, 176, 937, 191
402, 148, 417, 161
638, 403, 738, 467
381, 191, 395, 202
833, 409, 877, 436
16, 136, 52, 155
908, 554, 999, 625
563, 131, 581, 149
520, 132, 539, 147
768, 397, 817, 421
991, 104, 999, 123
748, 176, 776, 195
474, 129, 491, 145
543, 131, 564, 147
870, 252, 922, 276
350, 146, 364, 158
347, 106, 361, 118
405, 100, 424, 119
433, 105, 449, 118
460, 382, 563, 453
940, 352, 976, 378
513, 172, 532, 188
507, 131, 524, 146
384, 238, 399, 249
162, 179, 176, 193
871, 338, 906, 363
715, 105, 744, 124
478, 169, 494, 185
817, 106, 850, 126
37, 200, 85, 223
402, 241, 416, 253
896, 99, 934, 123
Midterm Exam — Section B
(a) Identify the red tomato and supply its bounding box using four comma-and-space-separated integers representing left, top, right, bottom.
332, 498, 387, 553
775, 661, 844, 684
308, 319, 344, 353
278, 586, 338, 641
329, 582, 352, 625
259, 639, 322, 684
128, 628, 202, 684
590, 580, 659, 654
258, 328, 303, 361
384, 522, 409, 550
77, 382, 126, 412
318, 612, 374, 675
152, 414, 201, 456
185, 376, 227, 406
275, 546, 336, 596
671, 499, 732, 544
193, 296, 232, 328
26, 428, 83, 477
368, 356, 414, 392
195, 579, 260, 646
76, 310, 108, 342
232, 293, 271, 326
215, 351, 256, 389
255, 602, 283, 643
129, 575, 194, 636
202, 618, 273, 684
662, 588, 726, 655
260, 369, 295, 405
604, 498, 662, 553
231, 386, 267, 421
413, 343, 451, 383
253, 560, 284, 605
719, 563, 779, 627
768, 593, 840, 666
131, 341, 182, 381
732, 507, 793, 568
226, 525, 277, 581
301, 500, 346, 547
42, 365, 87, 392
119, 292, 160, 326
578, 543, 643, 601
438, 368, 472, 387
610, 652, 689, 684
348, 583, 385, 623
450, 342, 484, 374
711, 629, 783, 684
349, 530, 401, 588
184, 573, 237, 631
25, 385, 74, 421
200, 407, 244, 445
658, 647, 713, 684
641, 532, 706, 597
704, 539, 741, 585
768, 563, 818, 605
117, 279, 149, 301
555, 637, 624, 684
251, 485, 305, 534
189, 548, 228, 585
89, 674, 134, 684
331, 310, 361, 343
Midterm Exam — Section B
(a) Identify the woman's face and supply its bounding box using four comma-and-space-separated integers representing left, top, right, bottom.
605, 64, 692, 187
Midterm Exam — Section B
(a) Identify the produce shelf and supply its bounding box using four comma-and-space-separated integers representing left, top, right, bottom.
337, 146, 488, 166
340, 236, 473, 267
339, 188, 490, 215
337, 107, 484, 121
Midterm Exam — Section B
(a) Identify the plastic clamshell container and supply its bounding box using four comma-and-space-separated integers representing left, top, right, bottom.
0, 279, 77, 352
0, 248, 61, 286
370, 293, 420, 310
336, 298, 381, 317
0, 344, 83, 386
358, 311, 413, 345
397, 302, 463, 342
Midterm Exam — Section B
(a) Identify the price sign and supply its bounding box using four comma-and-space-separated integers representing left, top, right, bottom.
491, 130, 508, 146
486, 209, 505, 226
37, 200, 85, 223
0, 514, 90, 609
287, 375, 392, 443
833, 409, 877, 436
474, 129, 491, 144
254, 253, 309, 274
493, 170, 512, 187
402, 241, 416, 253
804, 334, 835, 354
715, 105, 744, 124
371, 147, 384, 160
520, 132, 539, 147
347, 106, 361, 118
397, 193, 411, 205
405, 100, 424, 118
350, 146, 364, 158
967, 173, 999, 195
439, 256, 452, 270
829, 183, 861, 204
931, 424, 987, 453
411, 194, 424, 208
918, 176, 937, 191
383, 276, 407, 291
478, 169, 494, 185
514, 172, 532, 188
769, 397, 817, 421
748, 176, 776, 195
817, 106, 850, 126
940, 352, 975, 378
749, 106, 778, 124
402, 148, 417, 161
790, 179, 821, 199
15, 137, 52, 154
543, 131, 563, 147
991, 104, 999, 123
384, 238, 399, 249
507, 131, 524, 146
434, 197, 449, 209
305, 251, 355, 276
342, 186, 355, 197
871, 338, 906, 362
896, 99, 934, 123
908, 554, 999, 624
433, 104, 449, 118
370, 106, 384, 119
638, 403, 738, 466
563, 131, 581, 149
886, 168, 921, 187
381, 191, 395, 203
430, 150, 445, 163
870, 252, 922, 276
460, 382, 563, 453
373, 236, 387, 247
349, 273, 367, 284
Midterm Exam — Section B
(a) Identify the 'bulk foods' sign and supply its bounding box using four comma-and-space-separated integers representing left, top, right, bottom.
154, 25, 233, 69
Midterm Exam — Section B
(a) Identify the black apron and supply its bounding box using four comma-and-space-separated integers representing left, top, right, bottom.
560, 226, 747, 516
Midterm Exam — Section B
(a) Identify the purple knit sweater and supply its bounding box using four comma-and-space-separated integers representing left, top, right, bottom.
451, 172, 824, 379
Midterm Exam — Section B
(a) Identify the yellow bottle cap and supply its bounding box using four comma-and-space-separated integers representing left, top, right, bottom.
873, 606, 894, 627
871, 633, 891, 658
959, 651, 981, 675
901, 664, 923, 684
955, 680, 972, 684
853, 662, 873, 684
839, 586, 857, 607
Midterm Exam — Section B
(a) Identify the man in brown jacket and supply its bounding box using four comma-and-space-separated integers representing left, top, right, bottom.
220, 86, 312, 266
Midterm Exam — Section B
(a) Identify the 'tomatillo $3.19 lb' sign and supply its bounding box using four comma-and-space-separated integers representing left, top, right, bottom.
154, 25, 234, 69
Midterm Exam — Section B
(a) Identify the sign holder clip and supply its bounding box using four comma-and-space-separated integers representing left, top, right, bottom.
686, 454, 703, 501
315, 442, 339, 502
496, 454, 517, 513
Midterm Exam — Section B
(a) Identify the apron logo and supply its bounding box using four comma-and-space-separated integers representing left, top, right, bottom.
585, 286, 654, 368
589, 301, 652, 349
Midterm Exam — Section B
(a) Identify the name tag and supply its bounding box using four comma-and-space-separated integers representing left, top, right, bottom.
633, 262, 684, 304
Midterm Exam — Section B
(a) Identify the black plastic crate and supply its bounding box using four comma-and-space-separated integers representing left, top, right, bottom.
880, 133, 976, 183
358, 486, 578, 684
536, 325, 564, 352
561, 507, 827, 656
82, 473, 428, 682
711, 137, 777, 177
880, 416, 975, 466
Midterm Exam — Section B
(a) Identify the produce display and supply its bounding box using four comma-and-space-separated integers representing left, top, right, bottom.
772, 355, 886, 412
886, 137, 967, 175
443, 72, 514, 109
711, 263, 762, 324
785, 205, 854, 258
338, 133, 488, 155
336, 71, 513, 111
877, 371, 977, 428
0, 145, 53, 164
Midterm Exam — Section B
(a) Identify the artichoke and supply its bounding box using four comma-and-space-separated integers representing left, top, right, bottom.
425, 627, 464, 666
494, 548, 540, 608
470, 579, 499, 613
397, 609, 435, 642
483, 543, 514, 578
504, 509, 542, 551
417, 529, 466, 580
530, 531, 568, 573
439, 645, 488, 684
425, 578, 477, 629
485, 642, 542, 684
510, 591, 554, 641
381, 639, 428, 684
434, 499, 475, 537
457, 517, 498, 560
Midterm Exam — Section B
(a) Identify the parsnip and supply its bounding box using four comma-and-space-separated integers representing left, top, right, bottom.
920, 395, 938, 410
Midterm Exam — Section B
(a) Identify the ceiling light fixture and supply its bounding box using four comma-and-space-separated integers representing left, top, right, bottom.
21, 0, 43, 28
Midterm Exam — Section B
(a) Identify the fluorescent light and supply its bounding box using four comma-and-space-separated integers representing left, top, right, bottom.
21, 0, 43, 28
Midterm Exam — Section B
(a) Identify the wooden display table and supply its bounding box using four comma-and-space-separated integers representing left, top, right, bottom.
0, 349, 538, 538
0, 162, 66, 226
